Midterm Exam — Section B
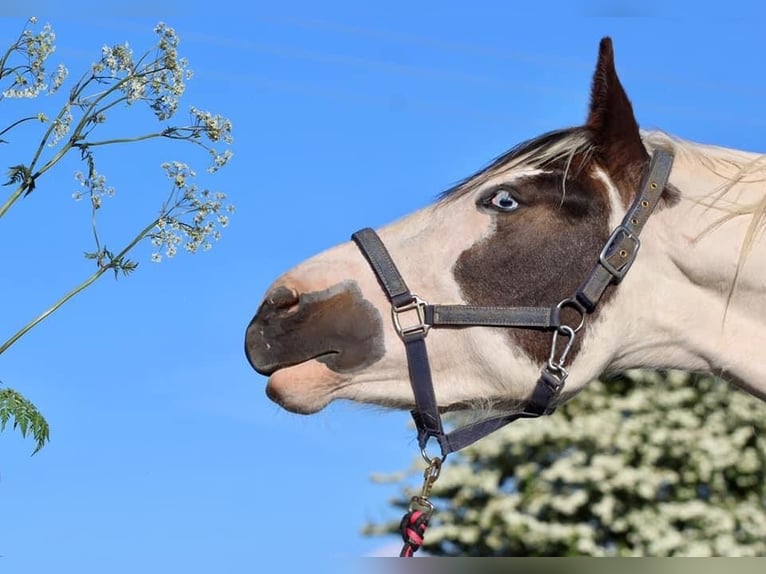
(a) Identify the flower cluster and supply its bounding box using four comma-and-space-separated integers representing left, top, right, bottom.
49, 63, 68, 93
189, 107, 234, 172
190, 107, 234, 144
88, 22, 191, 122
3, 18, 235, 270
146, 23, 191, 120
48, 103, 72, 146
148, 161, 234, 262
72, 167, 115, 210
100, 42, 133, 74
50, 21, 234, 269
1, 18, 67, 99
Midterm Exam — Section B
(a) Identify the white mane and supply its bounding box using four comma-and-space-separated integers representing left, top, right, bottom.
642, 130, 766, 302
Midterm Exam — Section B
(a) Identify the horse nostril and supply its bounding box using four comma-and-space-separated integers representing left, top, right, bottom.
265, 285, 300, 313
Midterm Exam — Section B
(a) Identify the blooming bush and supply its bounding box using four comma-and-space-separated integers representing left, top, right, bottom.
367, 371, 766, 556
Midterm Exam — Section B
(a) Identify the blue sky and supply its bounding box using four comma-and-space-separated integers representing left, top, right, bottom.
2, 4, 766, 571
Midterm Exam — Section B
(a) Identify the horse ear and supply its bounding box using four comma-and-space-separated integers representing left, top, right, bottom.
586, 37, 648, 195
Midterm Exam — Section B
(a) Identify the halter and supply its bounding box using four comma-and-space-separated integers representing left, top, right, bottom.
351, 149, 674, 461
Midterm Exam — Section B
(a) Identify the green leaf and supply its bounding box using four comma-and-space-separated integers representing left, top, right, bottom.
0, 385, 50, 454
118, 258, 138, 277
4, 164, 30, 186
4, 164, 36, 194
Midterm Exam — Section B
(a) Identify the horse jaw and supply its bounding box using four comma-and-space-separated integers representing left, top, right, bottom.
265, 359, 346, 414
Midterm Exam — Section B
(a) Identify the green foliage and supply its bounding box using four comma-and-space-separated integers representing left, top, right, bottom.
366, 371, 766, 556
0, 385, 50, 454
83, 247, 139, 277
3, 164, 34, 194
0, 17, 233, 452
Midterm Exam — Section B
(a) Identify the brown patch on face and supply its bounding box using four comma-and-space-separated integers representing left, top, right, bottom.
454, 168, 612, 363
446, 37, 687, 365
245, 280, 385, 376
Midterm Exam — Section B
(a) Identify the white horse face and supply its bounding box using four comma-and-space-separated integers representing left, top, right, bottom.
245, 38, 656, 416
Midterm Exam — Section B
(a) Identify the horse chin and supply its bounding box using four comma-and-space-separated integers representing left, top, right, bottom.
264, 358, 345, 415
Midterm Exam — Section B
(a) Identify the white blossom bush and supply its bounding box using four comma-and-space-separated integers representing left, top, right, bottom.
366, 371, 766, 556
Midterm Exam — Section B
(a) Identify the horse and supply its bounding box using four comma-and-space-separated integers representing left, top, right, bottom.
245, 37, 766, 459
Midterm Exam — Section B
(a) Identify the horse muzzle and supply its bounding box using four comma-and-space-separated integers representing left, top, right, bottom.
244, 279, 386, 411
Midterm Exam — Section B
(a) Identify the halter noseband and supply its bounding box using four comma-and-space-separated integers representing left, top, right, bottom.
352, 149, 674, 460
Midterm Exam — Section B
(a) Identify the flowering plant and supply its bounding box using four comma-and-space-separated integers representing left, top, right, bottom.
0, 18, 234, 452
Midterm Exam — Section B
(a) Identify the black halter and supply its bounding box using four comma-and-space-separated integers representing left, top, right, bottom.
352, 150, 674, 459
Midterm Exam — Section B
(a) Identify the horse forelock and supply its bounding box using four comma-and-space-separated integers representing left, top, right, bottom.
439, 128, 596, 204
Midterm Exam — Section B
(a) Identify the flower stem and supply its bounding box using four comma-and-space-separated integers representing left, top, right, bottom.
0, 218, 158, 356
0, 115, 39, 138
0, 185, 26, 220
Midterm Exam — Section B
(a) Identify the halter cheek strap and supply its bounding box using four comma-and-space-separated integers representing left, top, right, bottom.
351, 149, 674, 459
577, 149, 675, 310
352, 228, 563, 456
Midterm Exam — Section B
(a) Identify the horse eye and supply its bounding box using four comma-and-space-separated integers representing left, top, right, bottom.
488, 189, 519, 212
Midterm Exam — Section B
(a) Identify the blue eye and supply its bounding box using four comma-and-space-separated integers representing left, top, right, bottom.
489, 189, 519, 212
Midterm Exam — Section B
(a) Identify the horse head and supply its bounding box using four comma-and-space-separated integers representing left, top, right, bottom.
245, 37, 766, 436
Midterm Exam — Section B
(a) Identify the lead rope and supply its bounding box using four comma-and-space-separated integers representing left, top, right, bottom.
399, 456, 442, 557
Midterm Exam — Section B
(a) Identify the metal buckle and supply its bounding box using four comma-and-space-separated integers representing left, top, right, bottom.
539, 367, 566, 397
599, 225, 641, 281
392, 295, 430, 340
537, 368, 566, 415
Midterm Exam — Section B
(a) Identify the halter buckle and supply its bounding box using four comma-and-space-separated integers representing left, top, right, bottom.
392, 295, 430, 340
599, 225, 641, 282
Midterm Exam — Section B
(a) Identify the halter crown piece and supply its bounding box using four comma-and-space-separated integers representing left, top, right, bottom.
351, 149, 674, 556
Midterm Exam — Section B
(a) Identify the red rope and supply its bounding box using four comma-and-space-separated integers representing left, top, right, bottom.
399, 508, 430, 557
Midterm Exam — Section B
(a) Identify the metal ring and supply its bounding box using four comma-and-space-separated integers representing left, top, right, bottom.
554, 298, 586, 333
420, 437, 445, 466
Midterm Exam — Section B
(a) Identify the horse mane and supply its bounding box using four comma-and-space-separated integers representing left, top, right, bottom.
643, 130, 766, 311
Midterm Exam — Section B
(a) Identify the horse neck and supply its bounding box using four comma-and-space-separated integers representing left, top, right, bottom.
658, 136, 766, 302
575, 136, 766, 400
